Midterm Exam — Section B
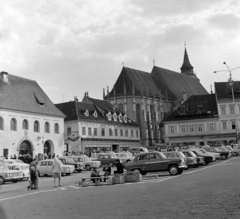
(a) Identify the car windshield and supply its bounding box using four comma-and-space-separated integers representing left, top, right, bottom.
67, 158, 75, 163
8, 165, 20, 170
188, 151, 197, 157
110, 155, 117, 158
199, 149, 207, 154
21, 165, 29, 170
60, 159, 66, 164
158, 152, 166, 158
125, 152, 133, 156
219, 147, 228, 152
0, 164, 8, 170
225, 146, 232, 151
83, 157, 91, 161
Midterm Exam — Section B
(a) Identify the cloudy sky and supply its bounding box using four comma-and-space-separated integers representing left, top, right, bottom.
1, 0, 240, 103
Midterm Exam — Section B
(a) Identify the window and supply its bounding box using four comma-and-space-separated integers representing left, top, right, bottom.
170, 125, 175, 134
88, 127, 92, 135
118, 103, 123, 112
115, 128, 118, 136
119, 114, 122, 122
22, 119, 29, 130
94, 128, 97, 136
41, 161, 47, 166
34, 121, 40, 132
136, 130, 139, 138
209, 123, 214, 131
82, 127, 86, 135
44, 122, 50, 133
109, 128, 113, 136
189, 124, 194, 132
124, 115, 127, 123
0, 117, 4, 130
231, 121, 236, 130
125, 129, 128, 137
230, 106, 235, 115
221, 106, 226, 115
180, 125, 185, 133
10, 118, 17, 131
101, 127, 105, 136
120, 129, 123, 137
54, 123, 59, 134
67, 127, 71, 135
131, 130, 134, 137
93, 111, 97, 117
113, 113, 117, 122
84, 110, 89, 117
198, 124, 203, 132
222, 121, 227, 130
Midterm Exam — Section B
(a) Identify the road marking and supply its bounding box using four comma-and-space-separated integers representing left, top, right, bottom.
68, 185, 80, 189
56, 187, 67, 190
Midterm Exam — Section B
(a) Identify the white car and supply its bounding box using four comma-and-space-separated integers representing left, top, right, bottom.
199, 148, 218, 161
7, 163, 30, 181
115, 152, 135, 163
2, 159, 25, 164
37, 159, 74, 176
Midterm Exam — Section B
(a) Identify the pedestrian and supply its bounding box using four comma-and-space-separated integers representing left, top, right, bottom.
114, 159, 124, 174
29, 158, 39, 190
90, 167, 100, 183
28, 166, 37, 190
52, 157, 63, 187
102, 162, 111, 182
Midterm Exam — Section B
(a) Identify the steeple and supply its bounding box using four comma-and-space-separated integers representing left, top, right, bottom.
180, 44, 194, 76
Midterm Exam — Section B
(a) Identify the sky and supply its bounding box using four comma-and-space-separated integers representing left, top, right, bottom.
1, 0, 240, 103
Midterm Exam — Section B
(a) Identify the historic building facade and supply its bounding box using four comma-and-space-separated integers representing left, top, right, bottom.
163, 81, 240, 146
0, 72, 65, 158
55, 94, 140, 154
105, 48, 208, 146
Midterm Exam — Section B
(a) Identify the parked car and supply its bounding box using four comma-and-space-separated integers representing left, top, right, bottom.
59, 157, 83, 172
2, 159, 25, 165
124, 152, 187, 176
96, 154, 123, 166
7, 163, 30, 181
225, 145, 240, 156
37, 159, 74, 176
115, 152, 135, 163
162, 151, 189, 169
181, 150, 205, 166
67, 155, 101, 171
189, 149, 215, 164
202, 146, 228, 160
129, 147, 148, 154
0, 163, 23, 184
199, 148, 220, 160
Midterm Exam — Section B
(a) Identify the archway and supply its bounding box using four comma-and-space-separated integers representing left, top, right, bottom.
19, 140, 33, 156
43, 140, 54, 158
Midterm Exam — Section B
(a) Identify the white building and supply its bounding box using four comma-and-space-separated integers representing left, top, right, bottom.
0, 72, 65, 158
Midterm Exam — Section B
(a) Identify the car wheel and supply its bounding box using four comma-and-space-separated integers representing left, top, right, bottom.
132, 169, 142, 174
0, 176, 5, 185
37, 171, 41, 177
85, 165, 91, 171
12, 179, 18, 183
141, 171, 147, 175
66, 173, 71, 176
109, 162, 114, 167
194, 164, 199, 168
126, 160, 131, 163
77, 169, 82, 173
168, 165, 179, 176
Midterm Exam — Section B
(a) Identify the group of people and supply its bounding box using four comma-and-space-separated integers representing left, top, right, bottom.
90, 159, 124, 183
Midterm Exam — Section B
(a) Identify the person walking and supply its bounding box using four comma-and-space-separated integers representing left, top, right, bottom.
29, 158, 39, 190
52, 157, 63, 187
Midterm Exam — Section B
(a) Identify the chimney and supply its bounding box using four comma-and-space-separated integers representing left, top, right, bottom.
183, 92, 187, 102
103, 88, 105, 100
1, 71, 9, 83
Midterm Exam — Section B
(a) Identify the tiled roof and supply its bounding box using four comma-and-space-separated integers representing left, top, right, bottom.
163, 94, 218, 122
108, 66, 208, 101
215, 81, 240, 100
0, 74, 65, 117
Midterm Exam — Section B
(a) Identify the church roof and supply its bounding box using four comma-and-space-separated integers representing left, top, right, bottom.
163, 94, 218, 122
108, 66, 208, 101
215, 81, 240, 101
0, 73, 65, 117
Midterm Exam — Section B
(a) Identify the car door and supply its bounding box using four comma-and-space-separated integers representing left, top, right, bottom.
149, 153, 168, 171
47, 161, 53, 175
134, 154, 151, 172
38, 161, 47, 175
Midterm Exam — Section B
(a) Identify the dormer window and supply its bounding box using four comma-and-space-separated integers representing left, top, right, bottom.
93, 111, 97, 117
119, 113, 122, 122
84, 110, 89, 117
123, 114, 127, 123
113, 113, 117, 122
107, 112, 112, 121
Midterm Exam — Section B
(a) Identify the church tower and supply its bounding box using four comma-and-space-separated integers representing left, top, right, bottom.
180, 46, 195, 76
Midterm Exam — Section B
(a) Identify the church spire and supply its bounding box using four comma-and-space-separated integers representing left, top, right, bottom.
180, 43, 194, 76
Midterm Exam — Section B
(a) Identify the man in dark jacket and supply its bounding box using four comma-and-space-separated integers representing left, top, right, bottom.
29, 158, 39, 189
114, 159, 124, 174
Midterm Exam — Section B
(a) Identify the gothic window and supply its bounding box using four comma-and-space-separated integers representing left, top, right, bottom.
136, 104, 141, 124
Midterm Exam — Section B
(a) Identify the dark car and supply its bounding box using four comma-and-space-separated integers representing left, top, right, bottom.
189, 149, 214, 165
96, 154, 122, 167
58, 157, 83, 172
181, 150, 205, 166
124, 152, 187, 176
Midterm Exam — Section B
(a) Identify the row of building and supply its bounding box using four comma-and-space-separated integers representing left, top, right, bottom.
1, 47, 238, 158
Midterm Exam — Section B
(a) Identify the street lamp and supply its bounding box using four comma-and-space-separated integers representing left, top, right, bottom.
214, 62, 240, 144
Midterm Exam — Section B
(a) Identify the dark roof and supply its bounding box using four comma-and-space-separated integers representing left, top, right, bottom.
163, 94, 218, 122
108, 66, 208, 101
56, 98, 140, 126
215, 81, 240, 101
0, 74, 65, 117
180, 48, 193, 71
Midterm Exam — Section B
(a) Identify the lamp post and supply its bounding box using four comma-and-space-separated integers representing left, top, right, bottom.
214, 62, 240, 144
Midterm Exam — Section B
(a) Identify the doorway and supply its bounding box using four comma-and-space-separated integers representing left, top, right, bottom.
19, 140, 32, 156
112, 145, 119, 152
